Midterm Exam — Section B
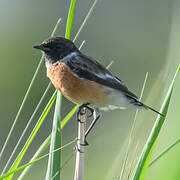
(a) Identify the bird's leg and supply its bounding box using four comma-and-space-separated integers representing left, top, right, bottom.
76, 103, 94, 122
76, 103, 89, 123
84, 108, 101, 145
75, 103, 95, 151
86, 106, 94, 118
76, 105, 101, 146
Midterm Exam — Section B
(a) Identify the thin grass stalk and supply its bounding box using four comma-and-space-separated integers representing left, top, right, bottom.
119, 72, 148, 180
73, 0, 98, 42
0, 17, 61, 164
0, 140, 76, 180
61, 105, 80, 128
79, 40, 86, 50
45, 91, 62, 180
131, 65, 180, 180
74, 108, 86, 180
0, 54, 42, 162
17, 135, 51, 180
60, 152, 75, 171
149, 138, 180, 167
6, 91, 57, 180
17, 104, 79, 180
50, 171, 59, 180
1, 82, 51, 175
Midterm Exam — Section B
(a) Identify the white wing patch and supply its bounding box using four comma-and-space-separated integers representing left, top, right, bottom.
97, 73, 116, 80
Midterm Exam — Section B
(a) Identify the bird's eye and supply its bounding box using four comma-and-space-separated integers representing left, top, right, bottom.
44, 43, 52, 48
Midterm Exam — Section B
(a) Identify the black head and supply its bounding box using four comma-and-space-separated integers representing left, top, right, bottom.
33, 37, 79, 64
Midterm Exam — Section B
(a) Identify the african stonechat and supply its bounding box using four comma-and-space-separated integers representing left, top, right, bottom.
34, 37, 164, 144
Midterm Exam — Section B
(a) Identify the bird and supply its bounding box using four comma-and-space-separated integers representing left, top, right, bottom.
33, 37, 164, 145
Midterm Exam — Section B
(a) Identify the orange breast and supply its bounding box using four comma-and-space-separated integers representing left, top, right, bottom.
47, 62, 108, 106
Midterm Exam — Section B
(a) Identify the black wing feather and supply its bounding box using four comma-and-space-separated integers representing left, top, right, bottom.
65, 52, 138, 99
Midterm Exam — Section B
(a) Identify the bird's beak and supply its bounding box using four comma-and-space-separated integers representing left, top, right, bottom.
33, 44, 44, 50
33, 44, 50, 52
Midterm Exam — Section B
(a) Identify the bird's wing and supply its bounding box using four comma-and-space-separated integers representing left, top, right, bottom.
65, 52, 137, 99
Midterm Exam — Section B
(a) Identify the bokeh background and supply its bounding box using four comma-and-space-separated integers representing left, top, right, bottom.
0, 0, 180, 179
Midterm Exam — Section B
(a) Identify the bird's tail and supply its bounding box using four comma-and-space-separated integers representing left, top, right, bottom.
134, 100, 165, 117
143, 103, 165, 117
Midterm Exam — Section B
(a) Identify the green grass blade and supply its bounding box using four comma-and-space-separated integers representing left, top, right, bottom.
65, 0, 77, 39
61, 105, 80, 128
0, 140, 75, 180
131, 65, 180, 180
73, 0, 98, 42
0, 55, 43, 162
0, 17, 61, 164
50, 18, 62, 38
1, 154, 46, 180
6, 91, 57, 180
46, 1, 77, 179
17, 135, 51, 180
149, 137, 180, 167
18, 104, 80, 179
119, 72, 148, 180
5, 17, 61, 179
1, 82, 51, 175
45, 92, 62, 180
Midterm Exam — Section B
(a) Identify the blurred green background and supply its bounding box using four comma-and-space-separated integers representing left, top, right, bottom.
0, 0, 179, 179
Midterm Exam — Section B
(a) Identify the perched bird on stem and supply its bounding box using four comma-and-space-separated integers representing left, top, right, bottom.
34, 37, 164, 144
